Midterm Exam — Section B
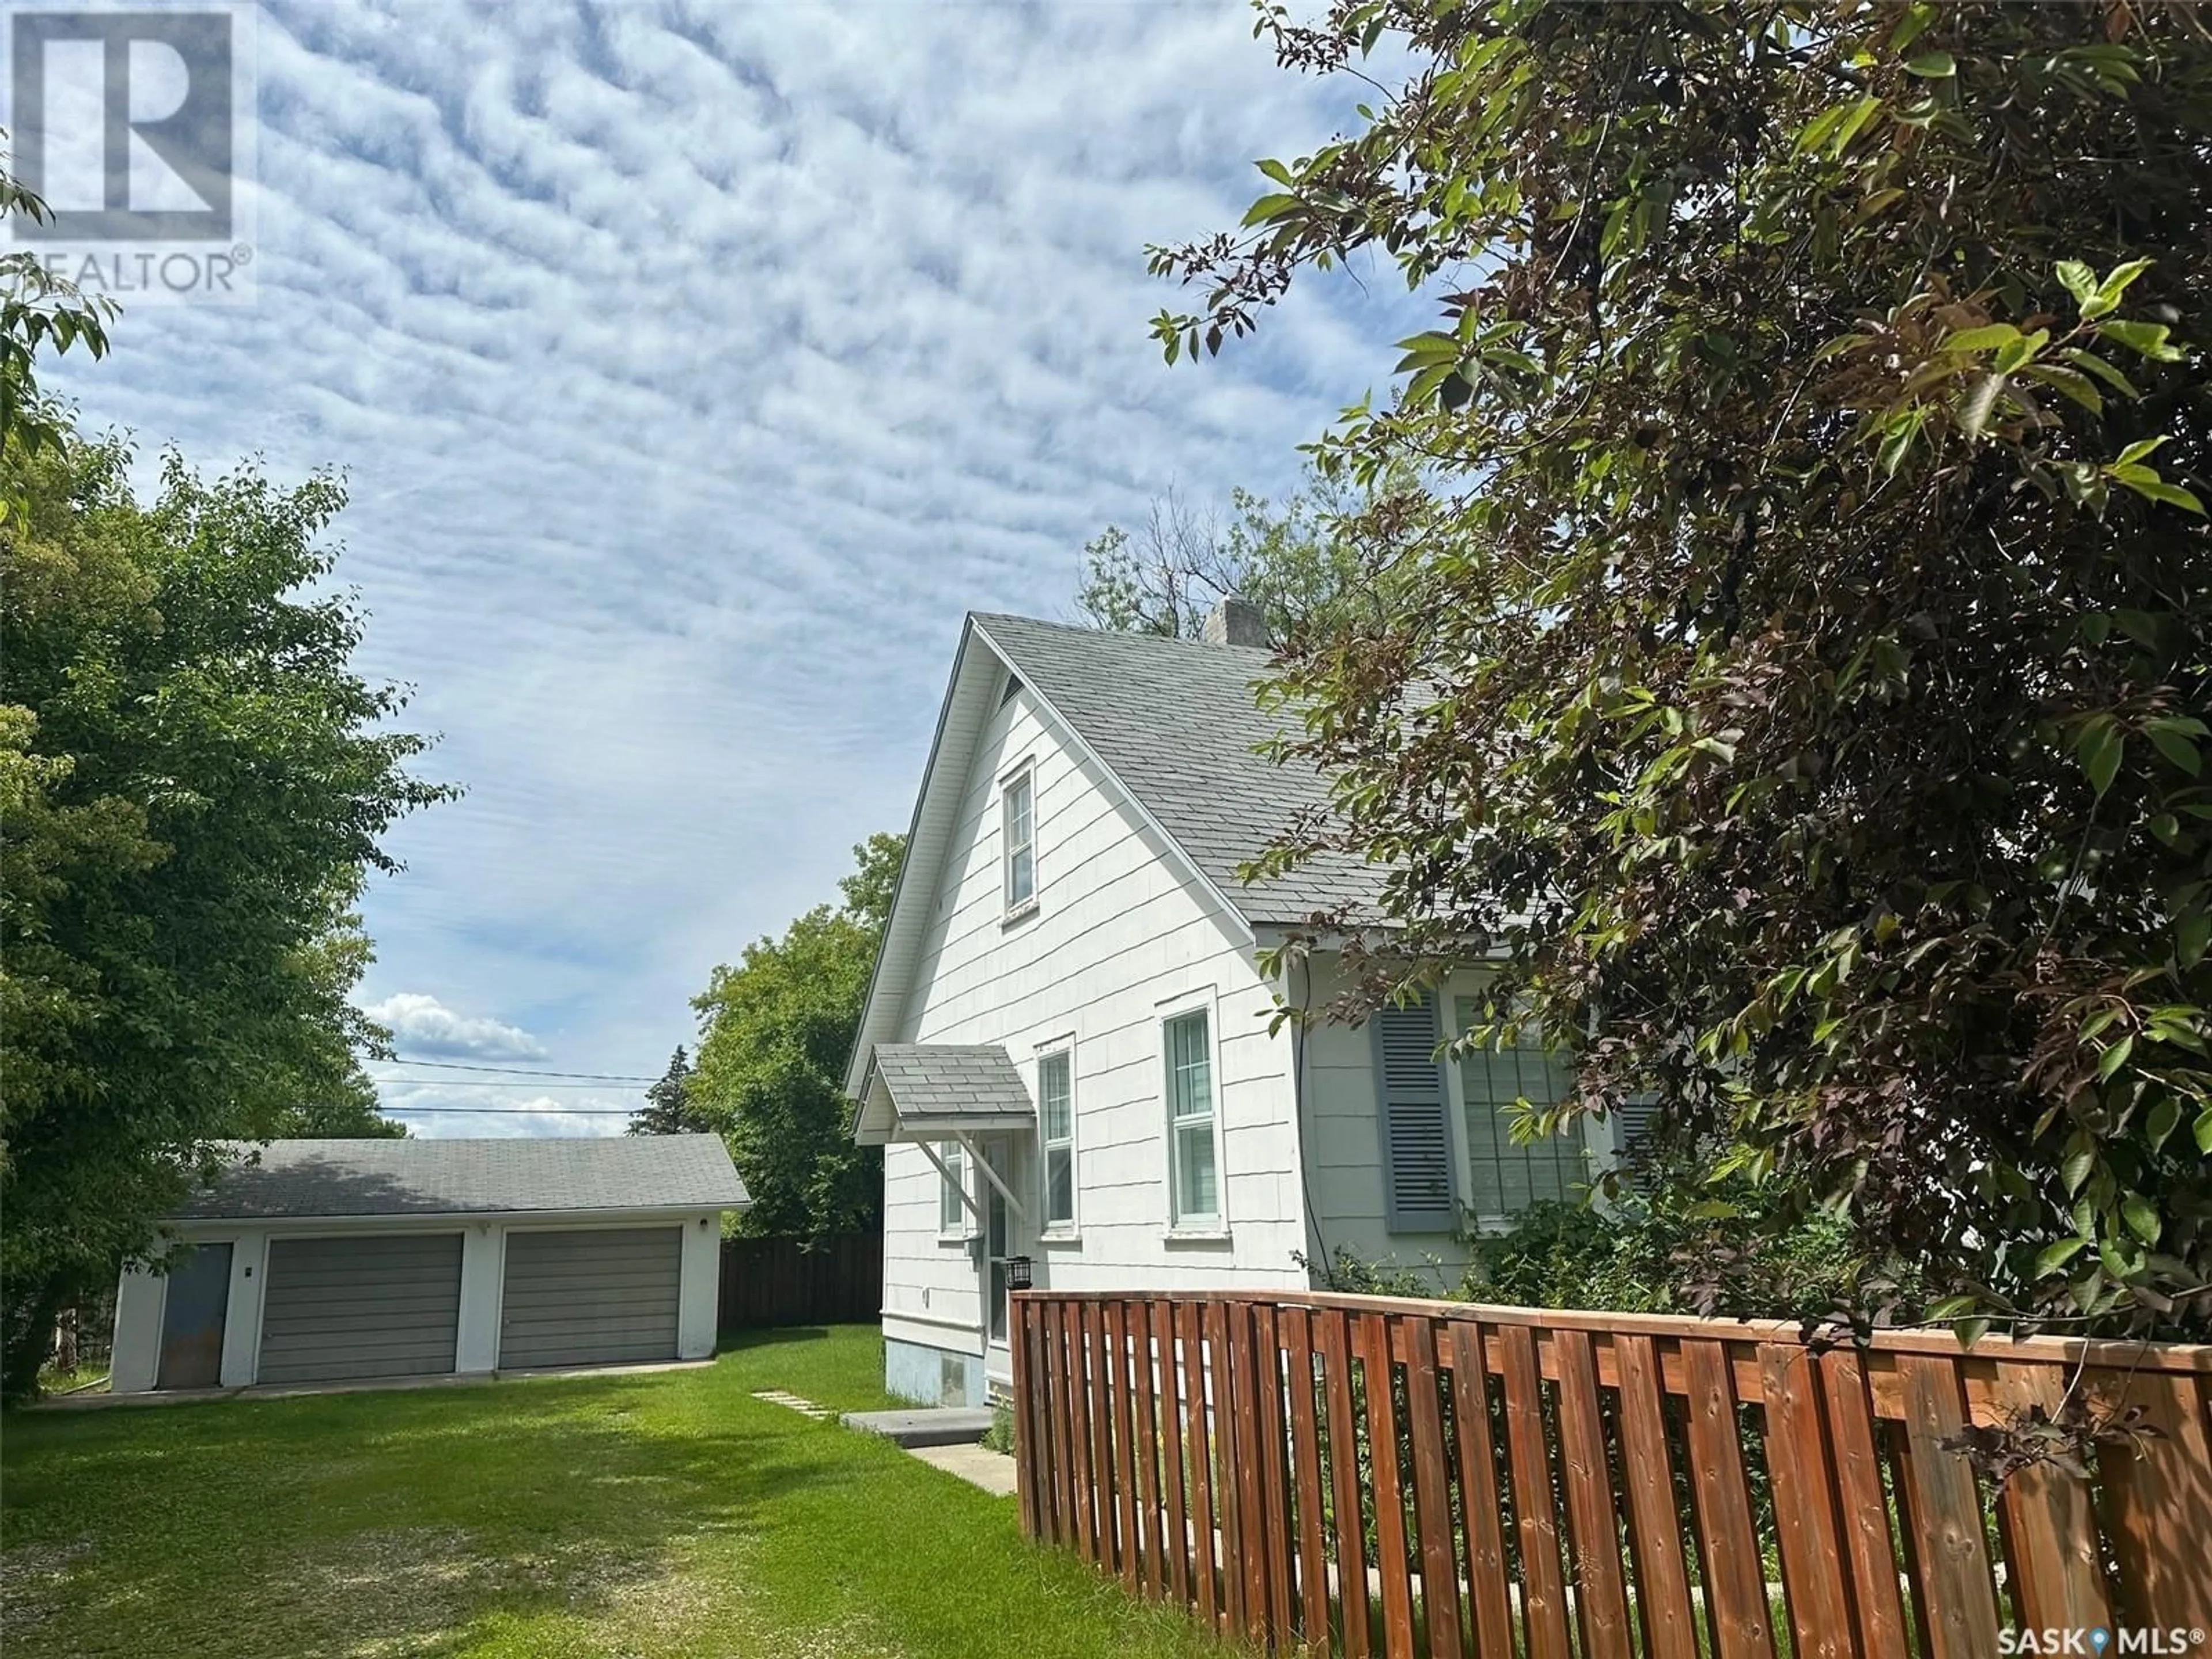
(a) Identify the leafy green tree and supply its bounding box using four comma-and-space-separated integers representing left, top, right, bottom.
688, 834, 903, 1241
1075, 468, 1406, 643
1157, 2, 2211, 1337
628, 1047, 706, 1135
1, 151, 114, 514
1, 433, 446, 1395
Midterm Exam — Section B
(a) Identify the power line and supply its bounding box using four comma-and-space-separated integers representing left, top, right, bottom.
374, 1078, 639, 1090
377, 1058, 660, 1083
381, 1105, 638, 1115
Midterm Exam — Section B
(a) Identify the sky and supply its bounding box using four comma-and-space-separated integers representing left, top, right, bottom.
37, 1, 1425, 1136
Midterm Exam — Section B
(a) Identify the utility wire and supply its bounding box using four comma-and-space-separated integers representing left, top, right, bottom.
376, 1058, 660, 1083
381, 1105, 638, 1115
373, 1078, 641, 1090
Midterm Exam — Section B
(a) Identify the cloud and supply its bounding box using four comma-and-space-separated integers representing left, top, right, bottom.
362, 992, 547, 1061
48, 2, 1435, 1130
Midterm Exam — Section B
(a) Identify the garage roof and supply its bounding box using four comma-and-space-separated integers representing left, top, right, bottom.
172, 1134, 750, 1221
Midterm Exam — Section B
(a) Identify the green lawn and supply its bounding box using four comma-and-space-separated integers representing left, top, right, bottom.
1, 1325, 1228, 1659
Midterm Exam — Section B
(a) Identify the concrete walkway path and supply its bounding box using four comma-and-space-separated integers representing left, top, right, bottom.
911, 1441, 1019, 1497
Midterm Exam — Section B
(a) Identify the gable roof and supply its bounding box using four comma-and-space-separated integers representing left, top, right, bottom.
973, 614, 1382, 925
843, 610, 1383, 1099
171, 1135, 749, 1222
851, 1043, 1039, 1145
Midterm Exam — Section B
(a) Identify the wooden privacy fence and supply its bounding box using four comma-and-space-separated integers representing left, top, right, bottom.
1009, 1289, 2212, 1658
717, 1233, 880, 1330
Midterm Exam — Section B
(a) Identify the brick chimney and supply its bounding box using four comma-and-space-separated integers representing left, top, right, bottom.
1202, 594, 1268, 648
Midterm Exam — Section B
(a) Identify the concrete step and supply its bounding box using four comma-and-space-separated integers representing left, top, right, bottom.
840, 1406, 996, 1449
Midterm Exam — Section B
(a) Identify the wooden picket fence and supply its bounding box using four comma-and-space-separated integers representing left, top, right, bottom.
1008, 1289, 2212, 1658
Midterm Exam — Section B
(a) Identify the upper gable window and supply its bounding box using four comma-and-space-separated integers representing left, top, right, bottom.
1002, 762, 1037, 918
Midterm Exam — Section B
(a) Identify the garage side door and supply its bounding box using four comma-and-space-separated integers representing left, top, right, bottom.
500, 1227, 681, 1370
259, 1233, 463, 1384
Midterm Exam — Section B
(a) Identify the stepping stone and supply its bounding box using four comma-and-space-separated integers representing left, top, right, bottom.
751, 1388, 833, 1419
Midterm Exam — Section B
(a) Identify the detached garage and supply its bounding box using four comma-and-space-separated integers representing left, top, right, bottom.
108, 1135, 749, 1395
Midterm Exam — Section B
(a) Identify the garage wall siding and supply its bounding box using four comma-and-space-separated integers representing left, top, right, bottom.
257, 1233, 464, 1384
499, 1227, 681, 1369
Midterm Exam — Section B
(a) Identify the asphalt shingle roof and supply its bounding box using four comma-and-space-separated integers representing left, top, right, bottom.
871, 1044, 1033, 1122
972, 613, 1385, 925
171, 1135, 749, 1221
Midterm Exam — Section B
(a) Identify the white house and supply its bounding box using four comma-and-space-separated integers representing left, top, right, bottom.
846, 602, 1643, 1408
110, 1135, 747, 1393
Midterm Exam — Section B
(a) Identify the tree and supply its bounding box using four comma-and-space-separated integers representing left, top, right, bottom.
1, 149, 113, 515
629, 1047, 706, 1135
1074, 468, 1407, 643
1, 431, 448, 1396
1154, 2, 2211, 1338
688, 834, 904, 1241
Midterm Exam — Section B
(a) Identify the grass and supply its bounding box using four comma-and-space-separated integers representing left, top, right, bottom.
0, 1325, 1229, 1659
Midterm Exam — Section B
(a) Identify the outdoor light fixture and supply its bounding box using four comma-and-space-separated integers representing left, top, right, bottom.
1006, 1255, 1033, 1291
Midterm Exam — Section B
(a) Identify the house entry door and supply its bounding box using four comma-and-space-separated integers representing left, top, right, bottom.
980, 1135, 1021, 1385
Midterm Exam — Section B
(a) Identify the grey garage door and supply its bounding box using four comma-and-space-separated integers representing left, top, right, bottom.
499, 1227, 681, 1369
258, 1233, 463, 1384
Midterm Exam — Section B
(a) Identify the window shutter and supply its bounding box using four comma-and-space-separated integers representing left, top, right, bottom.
1615, 1097, 1660, 1157
1373, 992, 1456, 1233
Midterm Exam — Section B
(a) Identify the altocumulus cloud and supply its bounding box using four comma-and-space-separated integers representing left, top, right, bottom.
50, 2, 1427, 1136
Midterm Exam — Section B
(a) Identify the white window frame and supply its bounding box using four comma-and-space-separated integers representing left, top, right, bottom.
1001, 759, 1038, 921
1036, 1038, 1078, 1241
1158, 990, 1229, 1238
1440, 985, 1612, 1232
937, 1141, 970, 1240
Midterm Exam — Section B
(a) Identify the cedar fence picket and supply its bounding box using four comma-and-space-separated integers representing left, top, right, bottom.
1010, 1289, 2212, 1657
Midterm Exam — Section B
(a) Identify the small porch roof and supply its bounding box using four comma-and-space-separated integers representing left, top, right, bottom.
850, 1043, 1037, 1146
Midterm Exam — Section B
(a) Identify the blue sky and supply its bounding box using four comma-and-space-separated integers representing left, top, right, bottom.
44, 1, 1422, 1135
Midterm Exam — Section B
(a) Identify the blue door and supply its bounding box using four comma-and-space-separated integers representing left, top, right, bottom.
156, 1243, 232, 1389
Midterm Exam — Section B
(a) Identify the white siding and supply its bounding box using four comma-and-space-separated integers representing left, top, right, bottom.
1292, 953, 1476, 1290
881, 684, 1309, 1362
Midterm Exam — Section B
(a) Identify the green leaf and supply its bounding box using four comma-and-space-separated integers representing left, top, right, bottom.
2196, 1107, 2212, 1156
2055, 260, 2097, 307
2061, 1136, 2097, 1196
2097, 319, 2186, 361
1953, 1315, 1993, 1349
1241, 192, 1304, 228
1794, 103, 1850, 154
1944, 323, 2020, 354
2090, 257, 2155, 317
1904, 50, 1955, 77
1830, 96, 1885, 156
2097, 1032, 2135, 1083
2020, 363, 2101, 414
2077, 717, 2123, 797
2116, 436, 2169, 467
2123, 1194, 2161, 1246
1959, 373, 2006, 440
2177, 910, 2210, 970
2035, 1235, 2089, 1277
2120, 476, 2206, 514
2061, 349, 2137, 399
2145, 722, 2203, 777
2146, 1098, 2181, 1152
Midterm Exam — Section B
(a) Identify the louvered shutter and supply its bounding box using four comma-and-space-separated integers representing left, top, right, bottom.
1373, 992, 1457, 1233
1615, 1097, 1660, 1156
